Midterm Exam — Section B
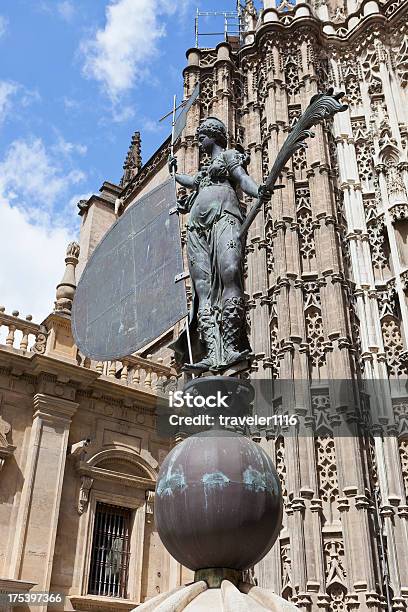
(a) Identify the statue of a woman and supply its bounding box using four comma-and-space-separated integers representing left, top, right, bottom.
168, 117, 270, 373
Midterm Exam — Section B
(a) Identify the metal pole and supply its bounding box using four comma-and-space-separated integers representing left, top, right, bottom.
170, 95, 194, 367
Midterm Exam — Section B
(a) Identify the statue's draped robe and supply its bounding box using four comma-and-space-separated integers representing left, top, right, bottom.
170, 149, 251, 365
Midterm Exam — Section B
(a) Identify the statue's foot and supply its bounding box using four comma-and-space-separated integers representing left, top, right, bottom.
218, 350, 250, 371
182, 358, 216, 373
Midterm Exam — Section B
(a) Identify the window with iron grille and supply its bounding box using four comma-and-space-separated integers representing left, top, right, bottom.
88, 502, 132, 598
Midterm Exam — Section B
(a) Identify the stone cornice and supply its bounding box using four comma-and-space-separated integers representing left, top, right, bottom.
92, 376, 168, 409
0, 346, 169, 411
30, 353, 99, 386
0, 578, 37, 593
77, 462, 155, 490
33, 393, 79, 424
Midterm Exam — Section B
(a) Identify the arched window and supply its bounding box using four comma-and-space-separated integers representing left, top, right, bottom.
71, 447, 157, 606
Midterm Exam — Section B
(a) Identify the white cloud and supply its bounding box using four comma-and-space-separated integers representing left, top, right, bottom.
63, 96, 80, 111
142, 117, 164, 133
0, 81, 18, 125
112, 104, 135, 123
0, 15, 8, 39
0, 138, 85, 217
0, 80, 40, 127
81, 0, 190, 102
20, 88, 41, 107
0, 199, 75, 323
57, 0, 75, 21
0, 136, 87, 323
53, 135, 87, 156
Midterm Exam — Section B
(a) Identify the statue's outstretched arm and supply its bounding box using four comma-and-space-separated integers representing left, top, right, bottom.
168, 155, 195, 188
230, 165, 258, 197
230, 165, 265, 200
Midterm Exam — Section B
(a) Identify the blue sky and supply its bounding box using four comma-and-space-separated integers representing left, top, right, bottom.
0, 0, 261, 323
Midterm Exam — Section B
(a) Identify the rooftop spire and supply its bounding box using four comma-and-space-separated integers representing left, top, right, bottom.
120, 131, 142, 187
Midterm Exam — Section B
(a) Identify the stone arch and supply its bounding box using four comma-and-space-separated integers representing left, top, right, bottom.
379, 143, 400, 166
86, 447, 158, 481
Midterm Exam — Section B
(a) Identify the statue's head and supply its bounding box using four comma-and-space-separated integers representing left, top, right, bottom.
197, 116, 228, 150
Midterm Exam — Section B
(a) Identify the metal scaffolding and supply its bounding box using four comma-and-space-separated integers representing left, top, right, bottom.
194, 2, 245, 49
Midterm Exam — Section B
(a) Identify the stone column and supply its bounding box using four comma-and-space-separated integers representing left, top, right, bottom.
8, 393, 78, 612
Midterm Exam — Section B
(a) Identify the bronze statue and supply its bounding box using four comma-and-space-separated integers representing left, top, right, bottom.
169, 90, 347, 374
168, 117, 270, 372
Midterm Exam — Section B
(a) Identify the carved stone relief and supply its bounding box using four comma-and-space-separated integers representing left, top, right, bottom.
316, 436, 339, 504
304, 281, 326, 370
78, 476, 93, 515
295, 185, 316, 262
324, 540, 347, 611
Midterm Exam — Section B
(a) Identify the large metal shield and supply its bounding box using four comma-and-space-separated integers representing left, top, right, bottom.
72, 178, 188, 360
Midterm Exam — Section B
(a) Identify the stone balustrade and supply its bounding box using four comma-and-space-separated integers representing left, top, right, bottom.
0, 306, 47, 354
81, 353, 176, 394
0, 305, 176, 394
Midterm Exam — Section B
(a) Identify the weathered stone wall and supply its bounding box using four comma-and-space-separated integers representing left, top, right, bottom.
0, 307, 179, 611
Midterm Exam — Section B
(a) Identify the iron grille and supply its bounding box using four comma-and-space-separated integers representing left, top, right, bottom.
88, 502, 131, 598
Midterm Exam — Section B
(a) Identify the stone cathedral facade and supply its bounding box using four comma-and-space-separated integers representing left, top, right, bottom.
114, 0, 408, 610
1, 1, 408, 612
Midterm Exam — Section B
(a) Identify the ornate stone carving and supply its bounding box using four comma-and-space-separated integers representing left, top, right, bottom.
399, 438, 408, 497
284, 55, 300, 97
292, 147, 307, 174
332, 6, 346, 23
78, 476, 93, 514
352, 118, 375, 187
200, 75, 214, 113
304, 281, 325, 369
281, 542, 293, 601
324, 540, 347, 611
316, 437, 339, 503
0, 408, 16, 471
243, 0, 257, 32
145, 490, 155, 523
367, 220, 387, 269
344, 75, 362, 107
394, 402, 408, 438
120, 131, 142, 187
275, 436, 287, 502
380, 149, 408, 206
390, 203, 408, 221
394, 32, 408, 88
377, 282, 398, 319
381, 317, 406, 377
265, 221, 275, 275
121, 140, 171, 201
54, 242, 80, 315
295, 185, 315, 261
270, 316, 279, 379
312, 393, 332, 435
361, 41, 384, 96
200, 50, 217, 68
401, 270, 408, 292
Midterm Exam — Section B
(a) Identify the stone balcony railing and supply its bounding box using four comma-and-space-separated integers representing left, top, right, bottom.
0, 306, 47, 353
0, 305, 176, 395
79, 353, 176, 394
